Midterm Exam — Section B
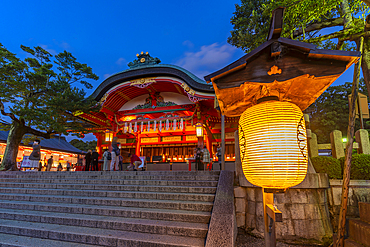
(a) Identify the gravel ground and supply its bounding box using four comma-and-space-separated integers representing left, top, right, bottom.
236, 229, 321, 247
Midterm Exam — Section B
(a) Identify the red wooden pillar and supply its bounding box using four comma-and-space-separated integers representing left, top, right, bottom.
94, 133, 103, 159
135, 133, 141, 157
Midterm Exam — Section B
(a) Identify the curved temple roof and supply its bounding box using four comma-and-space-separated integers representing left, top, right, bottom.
91, 64, 213, 101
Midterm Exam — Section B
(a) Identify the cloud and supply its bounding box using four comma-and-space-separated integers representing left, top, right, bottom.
116, 57, 126, 65
175, 43, 238, 79
60, 42, 70, 50
103, 74, 112, 79
182, 40, 194, 49
40, 44, 57, 55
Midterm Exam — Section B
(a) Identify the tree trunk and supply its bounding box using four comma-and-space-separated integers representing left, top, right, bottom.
361, 36, 370, 97
0, 121, 26, 171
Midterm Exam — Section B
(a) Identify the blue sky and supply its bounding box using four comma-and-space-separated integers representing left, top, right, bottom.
0, 0, 356, 141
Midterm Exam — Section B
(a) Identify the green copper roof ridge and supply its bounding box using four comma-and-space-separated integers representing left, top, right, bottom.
106, 64, 207, 84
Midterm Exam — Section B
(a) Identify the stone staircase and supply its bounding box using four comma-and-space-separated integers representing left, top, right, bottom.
0, 171, 220, 247
344, 202, 370, 247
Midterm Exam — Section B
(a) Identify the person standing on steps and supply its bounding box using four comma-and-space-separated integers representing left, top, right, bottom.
110, 137, 120, 171
216, 144, 222, 171
102, 149, 110, 171
47, 156, 53, 171
91, 149, 99, 171
85, 150, 92, 171
202, 145, 210, 171
29, 140, 41, 170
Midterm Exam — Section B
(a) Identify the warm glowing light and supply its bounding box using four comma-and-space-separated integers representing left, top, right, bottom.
239, 100, 308, 189
105, 131, 113, 142
342, 138, 348, 143
195, 123, 203, 137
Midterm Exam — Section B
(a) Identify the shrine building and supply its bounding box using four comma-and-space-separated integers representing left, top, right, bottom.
77, 52, 238, 165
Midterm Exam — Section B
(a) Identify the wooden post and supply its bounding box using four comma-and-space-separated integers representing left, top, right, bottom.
221, 114, 225, 170
263, 189, 283, 247
335, 36, 364, 247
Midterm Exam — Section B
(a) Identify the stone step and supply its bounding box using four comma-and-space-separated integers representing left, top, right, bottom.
0, 171, 220, 179
359, 202, 370, 224
0, 232, 97, 247
0, 219, 205, 247
344, 238, 365, 247
0, 193, 214, 211
0, 187, 215, 202
348, 219, 370, 246
0, 178, 218, 187
0, 182, 217, 194
0, 199, 211, 223
0, 208, 208, 238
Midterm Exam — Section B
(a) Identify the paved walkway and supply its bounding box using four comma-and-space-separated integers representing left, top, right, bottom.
236, 229, 321, 247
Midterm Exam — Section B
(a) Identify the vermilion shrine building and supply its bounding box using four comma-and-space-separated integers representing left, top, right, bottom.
78, 52, 238, 164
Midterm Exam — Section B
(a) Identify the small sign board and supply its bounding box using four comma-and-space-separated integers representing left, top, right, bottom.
349, 93, 369, 119
21, 156, 31, 168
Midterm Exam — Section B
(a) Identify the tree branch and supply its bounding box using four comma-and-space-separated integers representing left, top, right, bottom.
362, 0, 370, 7
293, 18, 344, 38
307, 29, 370, 43
0, 99, 18, 122
24, 126, 57, 139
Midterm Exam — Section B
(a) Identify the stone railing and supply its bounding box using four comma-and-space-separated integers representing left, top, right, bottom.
308, 129, 370, 159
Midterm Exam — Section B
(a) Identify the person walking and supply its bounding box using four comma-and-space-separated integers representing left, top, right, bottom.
202, 145, 210, 171
110, 137, 120, 171
29, 140, 41, 170
85, 150, 92, 171
47, 156, 53, 171
102, 149, 110, 171
66, 161, 71, 171
91, 149, 99, 171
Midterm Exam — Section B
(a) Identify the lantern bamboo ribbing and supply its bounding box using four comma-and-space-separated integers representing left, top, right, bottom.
239, 100, 308, 189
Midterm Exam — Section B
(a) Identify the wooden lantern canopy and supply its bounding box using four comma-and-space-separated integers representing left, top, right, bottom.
239, 99, 308, 189
205, 12, 360, 190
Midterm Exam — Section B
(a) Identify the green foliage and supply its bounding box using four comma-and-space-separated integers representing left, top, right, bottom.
0, 43, 99, 136
339, 154, 370, 179
311, 156, 342, 179
228, 0, 368, 52
306, 79, 368, 143
69, 139, 97, 152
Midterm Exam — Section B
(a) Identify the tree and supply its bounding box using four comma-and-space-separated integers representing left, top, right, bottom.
69, 139, 97, 152
306, 79, 368, 143
228, 0, 370, 94
0, 44, 98, 170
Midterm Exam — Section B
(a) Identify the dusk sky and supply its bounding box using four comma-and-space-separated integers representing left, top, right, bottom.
0, 0, 356, 141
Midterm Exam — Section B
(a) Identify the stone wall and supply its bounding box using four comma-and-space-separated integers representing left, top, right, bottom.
328, 179, 370, 231
235, 173, 333, 246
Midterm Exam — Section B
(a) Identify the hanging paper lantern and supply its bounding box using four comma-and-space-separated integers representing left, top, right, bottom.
124, 123, 128, 133
166, 119, 169, 130
147, 121, 151, 132
141, 122, 144, 132
173, 119, 177, 131
238, 100, 308, 189
134, 122, 137, 132
129, 122, 132, 133
180, 119, 184, 130
159, 120, 162, 132
154, 120, 157, 131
